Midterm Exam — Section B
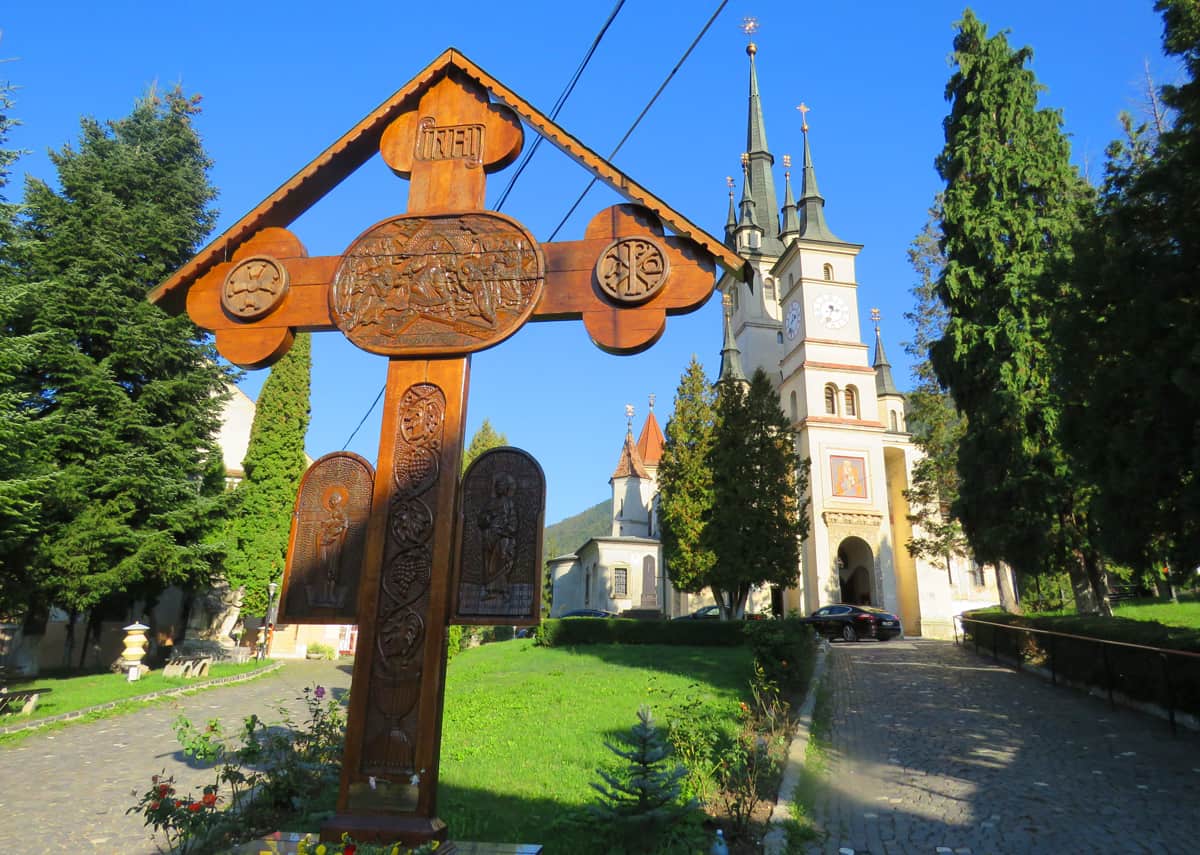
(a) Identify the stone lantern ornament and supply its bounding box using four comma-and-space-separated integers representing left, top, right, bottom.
121, 622, 150, 680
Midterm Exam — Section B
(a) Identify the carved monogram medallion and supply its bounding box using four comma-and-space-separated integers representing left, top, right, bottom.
222, 255, 290, 320
278, 453, 374, 624
595, 236, 669, 305
364, 383, 445, 777
452, 447, 545, 623
330, 212, 544, 355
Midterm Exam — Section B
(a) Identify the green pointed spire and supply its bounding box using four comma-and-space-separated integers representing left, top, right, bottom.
724, 178, 738, 248
718, 292, 748, 388
743, 42, 784, 255
780, 154, 800, 242
872, 313, 900, 397
797, 112, 843, 243
737, 156, 759, 229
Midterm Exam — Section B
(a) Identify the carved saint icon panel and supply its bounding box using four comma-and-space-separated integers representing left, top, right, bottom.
279, 452, 374, 624
452, 447, 545, 623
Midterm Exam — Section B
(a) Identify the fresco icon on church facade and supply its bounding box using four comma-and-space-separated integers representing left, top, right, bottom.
830, 454, 868, 499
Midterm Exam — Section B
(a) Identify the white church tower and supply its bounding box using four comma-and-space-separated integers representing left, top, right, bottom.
715, 31, 1000, 637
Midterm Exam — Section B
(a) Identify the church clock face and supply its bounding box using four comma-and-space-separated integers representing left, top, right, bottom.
814, 294, 849, 330
785, 300, 802, 340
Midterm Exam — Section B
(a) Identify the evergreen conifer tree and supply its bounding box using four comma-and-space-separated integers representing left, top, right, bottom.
588, 705, 696, 853
933, 11, 1110, 614
463, 418, 508, 471
0, 88, 230, 630
225, 333, 311, 617
657, 357, 716, 598
703, 369, 805, 618
1061, 0, 1200, 574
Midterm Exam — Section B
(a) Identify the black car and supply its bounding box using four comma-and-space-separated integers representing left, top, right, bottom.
801, 604, 902, 641
559, 609, 617, 618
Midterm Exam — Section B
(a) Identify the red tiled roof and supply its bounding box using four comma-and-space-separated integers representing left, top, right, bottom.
611, 431, 651, 480
636, 410, 665, 468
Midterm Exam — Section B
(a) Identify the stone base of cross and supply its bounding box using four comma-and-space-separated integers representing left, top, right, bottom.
150, 50, 747, 849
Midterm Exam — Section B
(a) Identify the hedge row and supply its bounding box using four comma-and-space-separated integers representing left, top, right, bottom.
960, 610, 1200, 718
534, 617, 748, 647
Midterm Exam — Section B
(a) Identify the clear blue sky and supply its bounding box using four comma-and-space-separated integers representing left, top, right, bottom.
2, 1, 1179, 524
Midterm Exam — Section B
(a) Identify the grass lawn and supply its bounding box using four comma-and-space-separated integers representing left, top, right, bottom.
1114, 595, 1200, 630
437, 638, 755, 852
1, 659, 274, 723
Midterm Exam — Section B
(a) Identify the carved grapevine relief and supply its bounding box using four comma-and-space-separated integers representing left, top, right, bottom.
278, 453, 373, 624
222, 255, 290, 320
330, 212, 544, 355
363, 383, 445, 777
595, 236, 669, 305
453, 448, 545, 622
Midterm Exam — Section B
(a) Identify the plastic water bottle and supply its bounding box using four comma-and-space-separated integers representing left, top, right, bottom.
710, 828, 729, 855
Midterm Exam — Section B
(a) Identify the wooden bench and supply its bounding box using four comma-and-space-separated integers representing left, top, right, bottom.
162, 655, 212, 679
0, 687, 49, 715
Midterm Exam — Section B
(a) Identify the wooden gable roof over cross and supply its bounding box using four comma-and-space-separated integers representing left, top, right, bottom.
150, 47, 751, 368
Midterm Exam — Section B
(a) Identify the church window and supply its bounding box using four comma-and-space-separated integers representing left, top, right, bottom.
584, 567, 592, 606
889, 411, 898, 432
729, 287, 739, 312
613, 567, 628, 597
824, 384, 837, 415
777, 331, 784, 344
823, 263, 834, 281
788, 273, 795, 290
844, 386, 858, 417
764, 278, 775, 300
790, 390, 798, 422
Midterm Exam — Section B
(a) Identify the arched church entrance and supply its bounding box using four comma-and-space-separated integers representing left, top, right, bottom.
837, 536, 875, 605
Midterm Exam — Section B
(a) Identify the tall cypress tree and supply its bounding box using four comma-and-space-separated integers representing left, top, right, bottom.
1061, 0, 1200, 575
933, 11, 1109, 614
703, 369, 805, 618
657, 357, 716, 599
225, 332, 311, 617
0, 88, 230, 628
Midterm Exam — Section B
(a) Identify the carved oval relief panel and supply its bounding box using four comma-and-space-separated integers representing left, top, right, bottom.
595, 236, 669, 305
330, 211, 544, 355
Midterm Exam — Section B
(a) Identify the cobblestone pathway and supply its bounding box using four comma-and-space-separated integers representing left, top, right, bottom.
0, 660, 351, 854
804, 639, 1200, 855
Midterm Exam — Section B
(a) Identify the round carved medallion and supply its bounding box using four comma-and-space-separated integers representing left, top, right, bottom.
595, 236, 670, 305
330, 211, 544, 355
221, 255, 289, 320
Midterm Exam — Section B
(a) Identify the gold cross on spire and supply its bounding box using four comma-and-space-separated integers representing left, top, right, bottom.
870, 307, 881, 328
782, 154, 792, 174
625, 403, 635, 429
741, 16, 759, 37
726, 175, 735, 196
648, 393, 656, 411
797, 102, 811, 133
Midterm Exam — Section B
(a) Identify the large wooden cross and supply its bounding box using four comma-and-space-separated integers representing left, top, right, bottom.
151, 50, 747, 849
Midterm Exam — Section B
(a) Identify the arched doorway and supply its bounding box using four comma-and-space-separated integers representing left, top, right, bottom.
837, 536, 875, 605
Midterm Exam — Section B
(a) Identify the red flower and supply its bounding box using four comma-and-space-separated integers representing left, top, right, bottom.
158, 784, 171, 797
202, 792, 218, 807
188, 802, 202, 813
150, 801, 160, 811
343, 845, 356, 855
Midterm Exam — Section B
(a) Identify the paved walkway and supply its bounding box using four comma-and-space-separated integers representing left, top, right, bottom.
0, 660, 351, 854
805, 639, 1200, 855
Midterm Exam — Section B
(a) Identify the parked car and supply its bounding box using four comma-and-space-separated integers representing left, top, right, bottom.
800, 604, 902, 641
673, 605, 768, 621
559, 609, 617, 618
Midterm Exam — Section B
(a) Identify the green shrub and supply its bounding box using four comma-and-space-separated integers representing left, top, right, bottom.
305, 643, 336, 660
742, 618, 818, 692
535, 618, 747, 648
446, 625, 464, 664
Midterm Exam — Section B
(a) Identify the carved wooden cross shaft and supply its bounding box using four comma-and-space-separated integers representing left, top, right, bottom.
155, 55, 746, 849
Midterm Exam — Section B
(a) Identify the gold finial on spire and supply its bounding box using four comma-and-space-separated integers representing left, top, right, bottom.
722, 292, 733, 316
870, 307, 881, 329
625, 403, 635, 430
782, 153, 792, 174
648, 393, 656, 411
741, 16, 759, 54
726, 175, 735, 196
797, 102, 810, 133
740, 152, 750, 169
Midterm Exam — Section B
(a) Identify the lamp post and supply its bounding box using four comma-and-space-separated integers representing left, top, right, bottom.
264, 581, 279, 659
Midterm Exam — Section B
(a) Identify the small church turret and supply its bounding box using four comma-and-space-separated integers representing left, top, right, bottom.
796, 105, 843, 243
871, 309, 906, 433
610, 404, 654, 538
717, 293, 749, 389
780, 153, 800, 244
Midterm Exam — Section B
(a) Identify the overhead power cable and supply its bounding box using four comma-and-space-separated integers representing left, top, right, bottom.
494, 0, 628, 212
547, 0, 730, 242
339, 3, 628, 446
